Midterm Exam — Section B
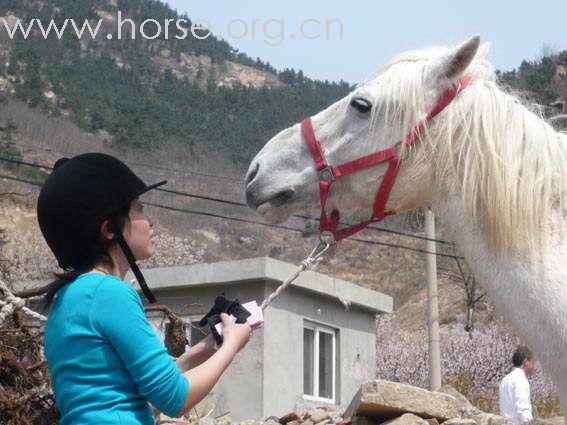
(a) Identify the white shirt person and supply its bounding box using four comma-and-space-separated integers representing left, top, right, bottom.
499, 346, 535, 424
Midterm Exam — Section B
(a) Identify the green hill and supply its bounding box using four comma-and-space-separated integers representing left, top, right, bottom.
2, 0, 566, 166
0, 0, 351, 165
497, 51, 567, 107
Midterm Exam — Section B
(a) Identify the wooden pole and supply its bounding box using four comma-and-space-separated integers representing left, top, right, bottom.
425, 208, 442, 391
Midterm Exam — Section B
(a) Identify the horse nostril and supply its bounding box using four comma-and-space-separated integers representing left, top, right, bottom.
245, 161, 260, 186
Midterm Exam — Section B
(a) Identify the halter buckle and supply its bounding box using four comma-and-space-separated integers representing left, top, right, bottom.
319, 230, 336, 245
318, 166, 336, 183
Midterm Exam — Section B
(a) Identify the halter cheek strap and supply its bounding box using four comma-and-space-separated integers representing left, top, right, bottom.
302, 77, 472, 244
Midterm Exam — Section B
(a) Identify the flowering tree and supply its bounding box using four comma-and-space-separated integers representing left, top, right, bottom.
376, 316, 560, 416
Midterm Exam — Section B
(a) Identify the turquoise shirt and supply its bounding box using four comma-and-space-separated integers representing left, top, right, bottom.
44, 273, 189, 424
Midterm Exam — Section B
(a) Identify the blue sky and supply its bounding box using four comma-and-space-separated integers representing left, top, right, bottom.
165, 1, 567, 84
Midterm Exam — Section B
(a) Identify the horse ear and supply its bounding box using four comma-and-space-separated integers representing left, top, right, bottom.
430, 35, 481, 82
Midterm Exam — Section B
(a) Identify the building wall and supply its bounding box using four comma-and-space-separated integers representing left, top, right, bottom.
147, 278, 377, 420
149, 282, 266, 420
262, 281, 376, 418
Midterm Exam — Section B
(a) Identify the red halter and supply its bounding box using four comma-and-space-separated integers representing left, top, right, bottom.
302, 77, 472, 244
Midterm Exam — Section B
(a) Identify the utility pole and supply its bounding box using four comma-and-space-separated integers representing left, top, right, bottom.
425, 208, 442, 391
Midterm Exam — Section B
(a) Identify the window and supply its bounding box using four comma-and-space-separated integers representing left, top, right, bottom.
303, 322, 337, 402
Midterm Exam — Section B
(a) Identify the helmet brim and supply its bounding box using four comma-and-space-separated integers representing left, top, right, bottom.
138, 180, 167, 197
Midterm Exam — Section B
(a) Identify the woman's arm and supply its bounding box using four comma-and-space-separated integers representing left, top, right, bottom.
175, 334, 216, 372
176, 313, 251, 417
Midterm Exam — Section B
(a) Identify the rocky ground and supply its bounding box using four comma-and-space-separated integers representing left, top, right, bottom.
157, 380, 564, 425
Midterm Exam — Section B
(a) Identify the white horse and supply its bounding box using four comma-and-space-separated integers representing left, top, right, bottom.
245, 36, 567, 415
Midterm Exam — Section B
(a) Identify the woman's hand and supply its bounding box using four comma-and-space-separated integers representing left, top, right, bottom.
178, 313, 252, 416
219, 313, 251, 353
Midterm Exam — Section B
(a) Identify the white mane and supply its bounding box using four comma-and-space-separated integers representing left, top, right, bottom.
370, 46, 567, 254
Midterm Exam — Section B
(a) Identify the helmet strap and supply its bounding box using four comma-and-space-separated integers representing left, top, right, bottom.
110, 218, 157, 304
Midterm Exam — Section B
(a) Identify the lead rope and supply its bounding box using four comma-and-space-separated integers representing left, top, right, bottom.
260, 239, 332, 310
0, 279, 47, 325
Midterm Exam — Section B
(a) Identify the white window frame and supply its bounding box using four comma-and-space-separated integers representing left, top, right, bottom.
303, 322, 337, 403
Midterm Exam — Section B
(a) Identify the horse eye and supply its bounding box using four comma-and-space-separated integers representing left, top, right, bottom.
350, 97, 372, 114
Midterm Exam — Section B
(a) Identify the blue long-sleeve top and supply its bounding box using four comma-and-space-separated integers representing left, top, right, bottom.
44, 272, 189, 424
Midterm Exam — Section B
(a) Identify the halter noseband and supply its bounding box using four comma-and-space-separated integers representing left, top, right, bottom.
302, 77, 472, 244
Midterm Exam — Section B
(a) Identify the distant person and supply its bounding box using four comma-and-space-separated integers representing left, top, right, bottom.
499, 346, 535, 424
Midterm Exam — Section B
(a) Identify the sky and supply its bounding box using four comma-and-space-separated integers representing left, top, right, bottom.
165, 1, 567, 84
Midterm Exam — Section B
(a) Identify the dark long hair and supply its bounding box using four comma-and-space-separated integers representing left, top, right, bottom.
42, 205, 131, 311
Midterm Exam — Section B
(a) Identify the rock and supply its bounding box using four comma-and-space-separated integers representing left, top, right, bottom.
443, 419, 478, 425
343, 380, 460, 422
240, 421, 261, 425
426, 419, 439, 425
539, 417, 566, 425
215, 416, 233, 425
470, 413, 514, 425
280, 413, 301, 424
440, 385, 482, 418
237, 236, 255, 245
308, 409, 331, 423
352, 416, 380, 425
381, 413, 429, 425
329, 413, 344, 424
301, 420, 314, 425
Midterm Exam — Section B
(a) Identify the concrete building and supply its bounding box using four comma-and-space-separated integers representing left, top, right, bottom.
140, 257, 393, 420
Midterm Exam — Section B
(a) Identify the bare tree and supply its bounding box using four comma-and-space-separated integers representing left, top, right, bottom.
438, 256, 486, 335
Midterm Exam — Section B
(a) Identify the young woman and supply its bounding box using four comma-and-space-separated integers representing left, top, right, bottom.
37, 153, 251, 424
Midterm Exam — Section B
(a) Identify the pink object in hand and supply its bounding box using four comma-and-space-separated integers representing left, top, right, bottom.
242, 301, 264, 330
212, 301, 264, 350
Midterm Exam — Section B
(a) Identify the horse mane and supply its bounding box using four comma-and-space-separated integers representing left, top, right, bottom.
370, 45, 567, 255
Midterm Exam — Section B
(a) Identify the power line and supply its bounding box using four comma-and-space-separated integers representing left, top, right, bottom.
0, 156, 53, 171
0, 172, 464, 259
0, 174, 42, 187
0, 154, 455, 245
144, 202, 464, 259
126, 159, 242, 182
157, 187, 245, 207
8, 144, 243, 182
144, 202, 304, 234
294, 213, 453, 245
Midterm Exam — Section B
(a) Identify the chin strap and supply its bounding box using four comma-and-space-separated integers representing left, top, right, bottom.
110, 219, 157, 304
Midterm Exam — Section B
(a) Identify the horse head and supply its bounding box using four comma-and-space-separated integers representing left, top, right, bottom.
245, 36, 484, 228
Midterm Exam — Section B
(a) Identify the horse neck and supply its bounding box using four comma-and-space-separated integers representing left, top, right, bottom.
430, 189, 567, 393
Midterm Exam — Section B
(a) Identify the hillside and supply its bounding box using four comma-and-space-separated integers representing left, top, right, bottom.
0, 0, 351, 165
2, 20, 567, 317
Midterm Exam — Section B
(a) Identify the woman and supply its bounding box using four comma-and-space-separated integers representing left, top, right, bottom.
37, 153, 251, 424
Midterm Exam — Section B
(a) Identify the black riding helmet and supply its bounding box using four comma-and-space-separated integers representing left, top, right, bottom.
37, 153, 166, 303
